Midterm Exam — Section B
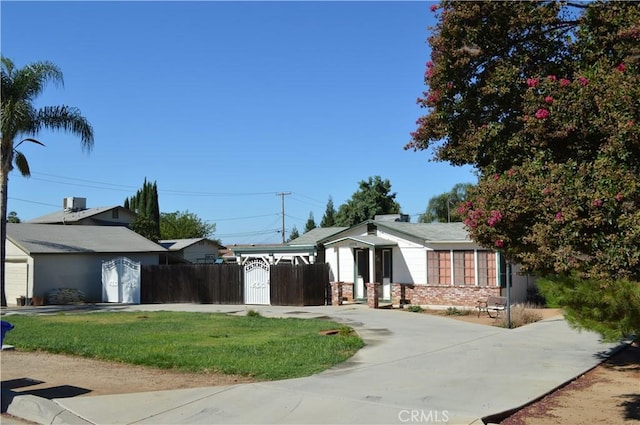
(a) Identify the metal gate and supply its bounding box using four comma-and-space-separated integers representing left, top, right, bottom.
244, 259, 270, 305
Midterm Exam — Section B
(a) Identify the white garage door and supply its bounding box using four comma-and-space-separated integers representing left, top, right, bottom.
6, 262, 28, 306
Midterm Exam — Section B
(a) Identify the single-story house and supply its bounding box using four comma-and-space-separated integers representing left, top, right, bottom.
26, 197, 136, 227
319, 218, 534, 307
159, 238, 221, 264
5, 223, 166, 306
231, 227, 347, 265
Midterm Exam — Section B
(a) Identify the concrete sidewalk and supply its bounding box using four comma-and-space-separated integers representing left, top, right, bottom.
2, 304, 620, 424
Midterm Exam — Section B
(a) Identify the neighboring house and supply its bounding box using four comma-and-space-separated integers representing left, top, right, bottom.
159, 238, 221, 264
26, 197, 136, 227
320, 218, 535, 307
5, 223, 166, 306
231, 227, 347, 265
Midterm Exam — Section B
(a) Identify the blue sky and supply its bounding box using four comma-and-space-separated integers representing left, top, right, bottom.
2, 1, 476, 245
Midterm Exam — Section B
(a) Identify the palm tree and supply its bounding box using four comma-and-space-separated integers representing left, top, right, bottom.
1, 57, 94, 306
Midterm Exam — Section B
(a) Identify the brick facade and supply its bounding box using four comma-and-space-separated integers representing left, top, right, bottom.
391, 283, 501, 308
330, 282, 355, 305
366, 282, 380, 308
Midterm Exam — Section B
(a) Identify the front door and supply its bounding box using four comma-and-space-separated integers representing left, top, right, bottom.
354, 249, 369, 300
382, 249, 392, 300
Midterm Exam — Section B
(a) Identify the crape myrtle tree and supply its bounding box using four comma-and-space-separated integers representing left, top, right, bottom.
408, 1, 640, 340
335, 176, 402, 227
1, 57, 94, 306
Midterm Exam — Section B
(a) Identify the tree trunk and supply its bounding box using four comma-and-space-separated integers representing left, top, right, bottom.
0, 148, 12, 307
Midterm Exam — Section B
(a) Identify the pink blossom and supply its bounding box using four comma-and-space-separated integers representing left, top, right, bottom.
592, 198, 602, 207
426, 61, 434, 68
578, 76, 589, 86
430, 4, 438, 12
488, 210, 503, 227
508, 168, 515, 177
617, 63, 626, 72
547, 75, 557, 82
426, 68, 434, 78
554, 212, 564, 222
544, 96, 554, 104
560, 78, 571, 87
493, 173, 500, 181
535, 108, 550, 119
526, 78, 539, 88
495, 239, 504, 248
446, 82, 453, 89
542, 187, 552, 195
616, 193, 624, 202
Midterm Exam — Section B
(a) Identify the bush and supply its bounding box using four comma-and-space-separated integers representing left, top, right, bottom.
246, 309, 262, 318
445, 307, 471, 316
406, 305, 424, 313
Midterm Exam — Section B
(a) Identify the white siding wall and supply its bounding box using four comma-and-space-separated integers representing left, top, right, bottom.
33, 253, 160, 302
5, 240, 34, 305
183, 242, 219, 263
325, 248, 338, 281
393, 247, 425, 284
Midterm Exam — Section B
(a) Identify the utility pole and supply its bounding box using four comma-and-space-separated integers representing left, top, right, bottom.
276, 192, 291, 244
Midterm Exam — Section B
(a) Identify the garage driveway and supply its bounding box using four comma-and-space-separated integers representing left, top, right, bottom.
5, 304, 620, 424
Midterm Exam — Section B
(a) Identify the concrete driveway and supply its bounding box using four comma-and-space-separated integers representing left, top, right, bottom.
2, 303, 620, 424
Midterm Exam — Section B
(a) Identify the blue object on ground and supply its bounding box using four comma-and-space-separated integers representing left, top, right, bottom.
1, 320, 14, 346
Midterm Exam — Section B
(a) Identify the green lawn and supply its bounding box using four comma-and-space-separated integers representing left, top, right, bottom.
3, 311, 363, 380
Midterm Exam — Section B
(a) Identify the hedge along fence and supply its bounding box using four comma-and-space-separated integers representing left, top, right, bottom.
141, 263, 330, 306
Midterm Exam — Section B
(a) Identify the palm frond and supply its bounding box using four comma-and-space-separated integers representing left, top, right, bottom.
13, 150, 31, 177
34, 105, 94, 149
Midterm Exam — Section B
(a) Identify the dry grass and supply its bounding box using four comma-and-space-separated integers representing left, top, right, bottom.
496, 303, 544, 328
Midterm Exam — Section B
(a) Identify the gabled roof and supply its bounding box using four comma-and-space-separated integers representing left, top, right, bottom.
374, 221, 471, 242
319, 221, 471, 244
324, 235, 398, 248
287, 227, 348, 246
26, 206, 135, 225
7, 223, 166, 255
159, 238, 220, 251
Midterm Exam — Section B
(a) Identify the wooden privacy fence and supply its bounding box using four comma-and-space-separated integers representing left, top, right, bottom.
141, 263, 329, 306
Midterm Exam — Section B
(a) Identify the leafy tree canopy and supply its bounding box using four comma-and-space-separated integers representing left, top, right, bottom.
419, 182, 474, 223
335, 176, 401, 227
160, 210, 216, 241
410, 1, 640, 340
7, 211, 20, 223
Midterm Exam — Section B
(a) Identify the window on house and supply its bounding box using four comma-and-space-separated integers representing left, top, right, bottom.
427, 250, 451, 285
453, 250, 476, 285
477, 251, 497, 286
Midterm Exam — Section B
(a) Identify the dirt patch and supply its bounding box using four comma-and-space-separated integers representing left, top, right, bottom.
420, 306, 563, 327
0, 350, 258, 399
501, 342, 640, 424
